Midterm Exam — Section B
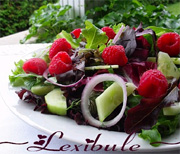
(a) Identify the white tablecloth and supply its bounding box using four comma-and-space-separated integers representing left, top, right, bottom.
0, 44, 179, 154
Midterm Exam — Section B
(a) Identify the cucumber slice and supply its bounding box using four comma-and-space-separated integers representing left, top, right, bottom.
163, 103, 180, 116
157, 52, 180, 80
45, 88, 67, 116
95, 82, 136, 122
31, 84, 54, 96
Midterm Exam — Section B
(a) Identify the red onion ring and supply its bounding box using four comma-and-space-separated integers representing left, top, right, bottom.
43, 69, 85, 88
81, 73, 127, 128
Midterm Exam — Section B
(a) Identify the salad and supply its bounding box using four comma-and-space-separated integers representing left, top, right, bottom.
9, 21, 180, 147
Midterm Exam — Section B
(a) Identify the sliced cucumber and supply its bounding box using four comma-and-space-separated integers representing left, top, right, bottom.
163, 103, 180, 116
45, 88, 67, 116
31, 84, 54, 96
95, 82, 136, 122
157, 52, 180, 80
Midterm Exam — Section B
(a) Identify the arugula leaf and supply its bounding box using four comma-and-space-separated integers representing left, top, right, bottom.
67, 99, 81, 111
56, 30, 80, 49
82, 20, 108, 49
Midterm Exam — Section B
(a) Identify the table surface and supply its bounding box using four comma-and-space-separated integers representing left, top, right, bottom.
0, 44, 179, 154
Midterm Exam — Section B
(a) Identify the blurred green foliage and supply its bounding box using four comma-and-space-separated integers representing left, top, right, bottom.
0, 0, 57, 37
138, 0, 179, 5
1, 0, 179, 43
87, 0, 180, 34
21, 3, 87, 43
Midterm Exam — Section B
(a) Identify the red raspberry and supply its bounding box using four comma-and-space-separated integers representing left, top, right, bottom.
101, 27, 116, 40
49, 38, 72, 60
23, 58, 48, 75
49, 52, 72, 76
71, 28, 81, 39
102, 45, 128, 66
137, 69, 168, 98
157, 32, 180, 56
178, 83, 180, 89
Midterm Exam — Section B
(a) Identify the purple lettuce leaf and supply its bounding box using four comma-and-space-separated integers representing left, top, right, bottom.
128, 48, 149, 62
16, 88, 47, 113
124, 87, 179, 134
122, 61, 157, 86
135, 22, 158, 58
128, 34, 151, 62
115, 23, 155, 62
55, 54, 85, 86
115, 26, 137, 57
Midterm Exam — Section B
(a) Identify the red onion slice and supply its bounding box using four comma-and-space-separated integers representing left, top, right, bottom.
43, 69, 85, 88
112, 25, 125, 44
81, 73, 127, 128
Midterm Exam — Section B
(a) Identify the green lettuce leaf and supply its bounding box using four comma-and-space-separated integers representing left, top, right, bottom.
156, 113, 180, 137
112, 23, 125, 34
82, 20, 108, 49
139, 128, 161, 147
56, 30, 80, 49
9, 60, 44, 89
145, 26, 174, 38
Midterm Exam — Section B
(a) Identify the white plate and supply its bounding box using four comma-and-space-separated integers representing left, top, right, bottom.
0, 50, 180, 153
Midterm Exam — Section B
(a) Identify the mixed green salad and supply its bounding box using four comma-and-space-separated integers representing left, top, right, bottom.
9, 21, 180, 147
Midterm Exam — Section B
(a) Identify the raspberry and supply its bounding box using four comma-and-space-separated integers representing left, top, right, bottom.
49, 52, 72, 76
101, 27, 116, 40
23, 58, 48, 75
137, 69, 168, 98
178, 83, 180, 89
102, 45, 128, 66
71, 28, 81, 39
157, 32, 180, 56
49, 38, 72, 60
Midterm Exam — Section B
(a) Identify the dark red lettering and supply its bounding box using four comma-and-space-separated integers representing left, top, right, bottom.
59, 144, 71, 151
129, 144, 140, 151
104, 144, 117, 151
121, 132, 136, 151
71, 144, 83, 151
90, 134, 103, 151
